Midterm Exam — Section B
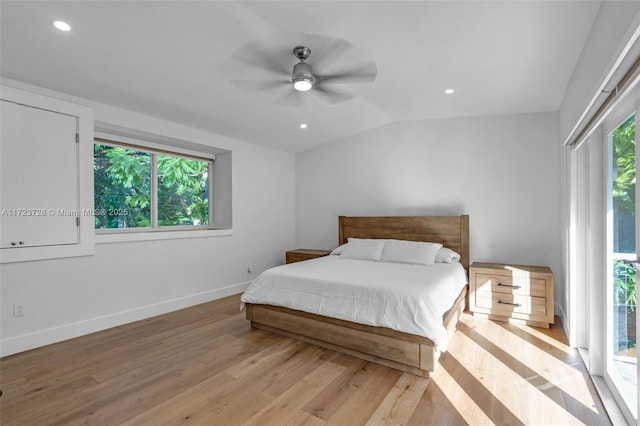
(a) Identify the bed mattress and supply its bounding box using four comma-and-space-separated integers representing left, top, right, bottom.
241, 256, 468, 351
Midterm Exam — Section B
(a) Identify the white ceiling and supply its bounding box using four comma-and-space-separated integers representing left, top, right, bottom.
1, 1, 601, 153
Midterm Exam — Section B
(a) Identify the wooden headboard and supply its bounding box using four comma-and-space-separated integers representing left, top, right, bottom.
338, 215, 470, 271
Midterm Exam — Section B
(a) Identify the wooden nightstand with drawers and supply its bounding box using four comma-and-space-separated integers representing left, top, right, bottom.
469, 262, 554, 328
285, 249, 332, 264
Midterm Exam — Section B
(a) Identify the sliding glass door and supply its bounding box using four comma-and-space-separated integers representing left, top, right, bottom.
605, 110, 637, 420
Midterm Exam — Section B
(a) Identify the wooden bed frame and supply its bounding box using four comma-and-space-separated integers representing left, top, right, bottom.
245, 215, 470, 378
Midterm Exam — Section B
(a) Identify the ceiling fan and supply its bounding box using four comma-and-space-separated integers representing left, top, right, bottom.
230, 37, 377, 105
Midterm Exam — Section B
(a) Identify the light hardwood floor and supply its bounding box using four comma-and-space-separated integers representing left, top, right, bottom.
0, 294, 611, 425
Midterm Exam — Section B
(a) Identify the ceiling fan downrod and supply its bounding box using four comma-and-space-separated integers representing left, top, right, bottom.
292, 46, 315, 91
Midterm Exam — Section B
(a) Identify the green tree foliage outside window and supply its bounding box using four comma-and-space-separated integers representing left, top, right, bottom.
157, 154, 209, 226
612, 115, 636, 310
612, 115, 636, 252
94, 144, 209, 229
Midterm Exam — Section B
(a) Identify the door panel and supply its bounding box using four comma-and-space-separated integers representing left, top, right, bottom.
605, 110, 637, 420
0, 100, 79, 248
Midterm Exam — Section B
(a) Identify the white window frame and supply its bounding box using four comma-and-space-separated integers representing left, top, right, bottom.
602, 107, 638, 423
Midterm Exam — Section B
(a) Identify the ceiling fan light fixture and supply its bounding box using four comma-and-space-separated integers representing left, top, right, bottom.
293, 78, 313, 92
292, 61, 315, 92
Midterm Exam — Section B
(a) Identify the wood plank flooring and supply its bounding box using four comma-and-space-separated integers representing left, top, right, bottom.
0, 294, 611, 425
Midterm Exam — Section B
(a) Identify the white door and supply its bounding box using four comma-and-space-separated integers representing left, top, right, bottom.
0, 100, 79, 248
603, 96, 638, 422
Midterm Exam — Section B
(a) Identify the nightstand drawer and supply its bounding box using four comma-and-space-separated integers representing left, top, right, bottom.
475, 291, 547, 317
474, 273, 546, 297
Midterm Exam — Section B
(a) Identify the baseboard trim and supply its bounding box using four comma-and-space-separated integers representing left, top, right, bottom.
0, 281, 251, 357
555, 302, 569, 342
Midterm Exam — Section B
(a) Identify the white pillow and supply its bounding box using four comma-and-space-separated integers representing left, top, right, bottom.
380, 239, 442, 265
435, 247, 461, 263
339, 238, 385, 261
330, 244, 346, 255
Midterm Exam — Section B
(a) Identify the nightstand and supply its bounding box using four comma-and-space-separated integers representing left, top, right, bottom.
469, 262, 554, 328
285, 248, 332, 264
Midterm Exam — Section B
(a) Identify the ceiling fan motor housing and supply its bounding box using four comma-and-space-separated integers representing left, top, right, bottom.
292, 61, 315, 90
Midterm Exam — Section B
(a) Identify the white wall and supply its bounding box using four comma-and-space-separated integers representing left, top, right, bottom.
0, 82, 295, 356
295, 112, 563, 307
559, 0, 640, 143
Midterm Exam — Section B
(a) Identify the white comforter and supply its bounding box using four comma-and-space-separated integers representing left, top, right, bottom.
240, 256, 468, 351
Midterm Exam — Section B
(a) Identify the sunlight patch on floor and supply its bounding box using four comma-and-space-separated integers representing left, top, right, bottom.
430, 354, 497, 425
448, 319, 602, 425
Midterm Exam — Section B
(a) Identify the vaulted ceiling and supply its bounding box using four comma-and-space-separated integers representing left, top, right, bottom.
1, 1, 601, 152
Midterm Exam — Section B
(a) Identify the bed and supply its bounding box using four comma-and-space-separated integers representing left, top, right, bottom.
242, 215, 470, 378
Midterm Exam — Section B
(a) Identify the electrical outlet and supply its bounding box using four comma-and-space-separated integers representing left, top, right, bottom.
247, 263, 252, 273
13, 303, 24, 317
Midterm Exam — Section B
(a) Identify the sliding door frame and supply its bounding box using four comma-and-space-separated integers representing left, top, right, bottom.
567, 109, 637, 424
602, 98, 638, 423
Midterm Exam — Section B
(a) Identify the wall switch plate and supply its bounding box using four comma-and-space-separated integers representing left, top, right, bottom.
13, 303, 24, 317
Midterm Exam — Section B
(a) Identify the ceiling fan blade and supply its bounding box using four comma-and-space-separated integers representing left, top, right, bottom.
302, 35, 353, 72
274, 89, 304, 107
318, 62, 378, 84
231, 79, 289, 92
312, 85, 354, 104
231, 41, 291, 76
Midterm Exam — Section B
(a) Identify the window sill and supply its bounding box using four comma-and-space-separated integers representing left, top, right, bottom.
95, 228, 232, 244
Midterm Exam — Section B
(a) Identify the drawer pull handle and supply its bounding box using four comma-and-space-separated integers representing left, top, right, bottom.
498, 300, 521, 307
497, 283, 521, 289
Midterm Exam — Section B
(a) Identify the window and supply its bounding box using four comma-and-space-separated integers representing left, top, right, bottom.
94, 138, 213, 232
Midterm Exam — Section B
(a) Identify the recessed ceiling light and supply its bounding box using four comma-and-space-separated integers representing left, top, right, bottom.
53, 20, 71, 32
299, 123, 308, 129
444, 89, 455, 94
